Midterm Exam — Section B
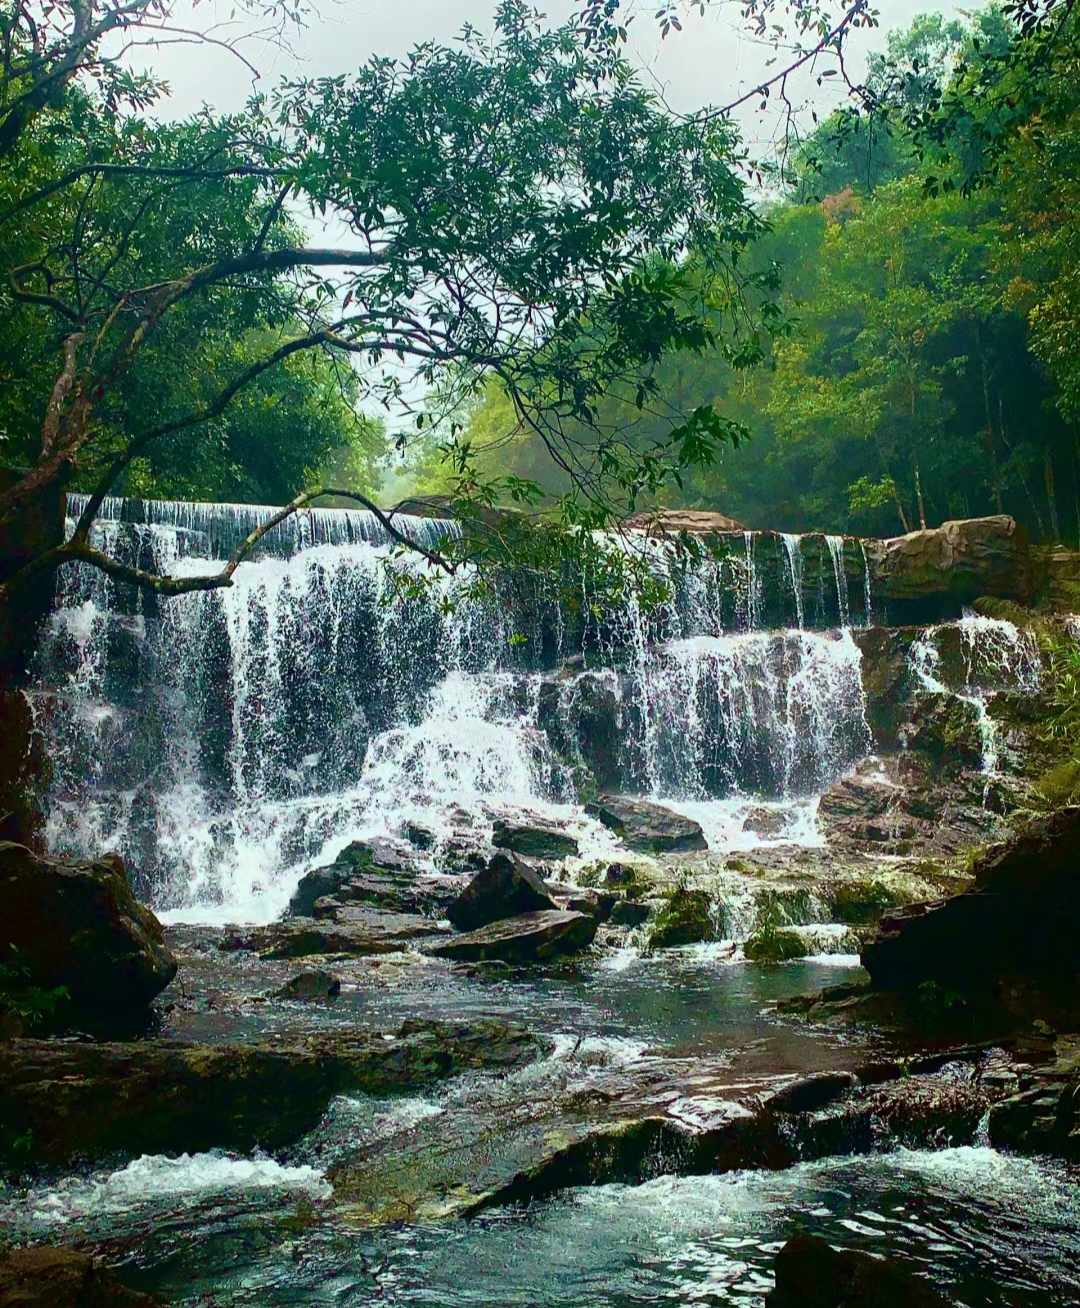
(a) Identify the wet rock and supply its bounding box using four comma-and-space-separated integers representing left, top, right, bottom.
873, 514, 1032, 609
224, 910, 443, 959
767, 1071, 856, 1115
584, 796, 707, 854
900, 694, 985, 773
0, 1018, 545, 1166
646, 888, 718, 949
561, 887, 617, 922
287, 840, 451, 919
862, 807, 1080, 1026
491, 818, 579, 860
818, 774, 894, 822
741, 807, 786, 839
607, 899, 651, 928
446, 852, 556, 931
766, 1234, 950, 1307
273, 969, 341, 1001
429, 910, 597, 964
602, 862, 636, 886
405, 822, 436, 850
0, 842, 176, 1032
0, 1246, 160, 1307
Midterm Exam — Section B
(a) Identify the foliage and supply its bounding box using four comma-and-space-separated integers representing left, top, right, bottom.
0, 0, 789, 608
0, 945, 68, 1035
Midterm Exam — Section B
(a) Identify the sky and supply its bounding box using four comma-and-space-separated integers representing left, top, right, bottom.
128, 0, 968, 155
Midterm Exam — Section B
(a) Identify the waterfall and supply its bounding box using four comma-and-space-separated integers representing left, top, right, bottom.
907, 613, 1041, 775
31, 496, 880, 922
859, 541, 873, 628
781, 533, 805, 628
825, 536, 850, 628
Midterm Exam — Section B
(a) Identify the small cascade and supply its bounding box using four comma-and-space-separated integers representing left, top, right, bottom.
860, 541, 874, 627
825, 536, 850, 628
908, 613, 1042, 775
741, 531, 763, 630
781, 533, 805, 628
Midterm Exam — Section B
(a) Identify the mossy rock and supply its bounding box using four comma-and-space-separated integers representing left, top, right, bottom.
1034, 759, 1080, 809
971, 596, 1041, 627
743, 928, 806, 963
828, 879, 909, 927
645, 887, 719, 950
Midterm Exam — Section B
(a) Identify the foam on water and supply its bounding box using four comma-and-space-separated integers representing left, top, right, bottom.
12, 1152, 330, 1225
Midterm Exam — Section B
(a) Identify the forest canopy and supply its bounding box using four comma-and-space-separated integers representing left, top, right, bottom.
425, 1, 1080, 543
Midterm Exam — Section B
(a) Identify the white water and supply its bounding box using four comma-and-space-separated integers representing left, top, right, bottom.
31, 499, 879, 922
14, 1152, 330, 1225
908, 613, 1042, 775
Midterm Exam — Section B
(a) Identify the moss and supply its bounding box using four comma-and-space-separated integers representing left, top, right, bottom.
971, 596, 1042, 627
828, 879, 908, 927
1033, 759, 1080, 809
743, 928, 806, 963
742, 890, 806, 964
645, 886, 720, 950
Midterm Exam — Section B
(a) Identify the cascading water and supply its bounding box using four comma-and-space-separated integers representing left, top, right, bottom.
907, 612, 1042, 775
781, 533, 805, 629
825, 536, 850, 628
30, 497, 877, 922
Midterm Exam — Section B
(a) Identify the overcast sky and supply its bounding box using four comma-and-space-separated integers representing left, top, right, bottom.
130, 0, 968, 154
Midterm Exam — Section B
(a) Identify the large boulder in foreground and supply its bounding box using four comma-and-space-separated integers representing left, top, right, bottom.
867, 514, 1031, 609
862, 807, 1080, 1025
430, 910, 597, 963
766, 1235, 949, 1307
0, 842, 176, 1031
585, 796, 707, 854
0, 1247, 159, 1308
0, 1018, 545, 1166
446, 852, 556, 931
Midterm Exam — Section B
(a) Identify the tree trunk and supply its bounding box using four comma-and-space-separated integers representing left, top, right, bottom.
0, 466, 66, 682
914, 464, 928, 531
1045, 448, 1062, 543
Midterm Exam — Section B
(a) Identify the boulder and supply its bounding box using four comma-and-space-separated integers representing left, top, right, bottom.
818, 775, 894, 823
608, 899, 651, 928
0, 1247, 159, 1308
872, 515, 1032, 608
862, 808, 1080, 1025
646, 888, 717, 949
625, 509, 744, 534
429, 910, 597, 964
273, 969, 341, 1001
766, 1234, 950, 1307
491, 818, 579, 860
741, 807, 786, 839
584, 796, 707, 854
224, 909, 443, 959
0, 1018, 545, 1166
287, 839, 451, 919
446, 852, 556, 931
0, 842, 176, 1031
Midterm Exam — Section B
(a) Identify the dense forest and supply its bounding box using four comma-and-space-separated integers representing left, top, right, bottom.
413, 6, 1080, 543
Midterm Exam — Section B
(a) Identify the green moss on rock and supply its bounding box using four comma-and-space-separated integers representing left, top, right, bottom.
645, 887, 719, 950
